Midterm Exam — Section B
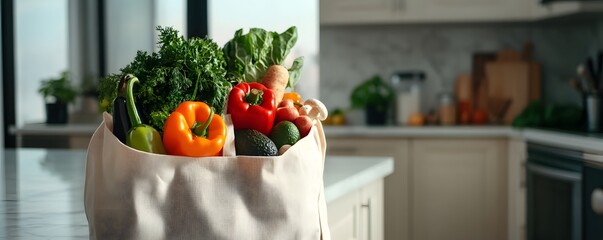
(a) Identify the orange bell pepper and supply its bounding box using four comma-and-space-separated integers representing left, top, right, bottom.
282, 92, 302, 104
163, 101, 226, 157
282, 92, 303, 109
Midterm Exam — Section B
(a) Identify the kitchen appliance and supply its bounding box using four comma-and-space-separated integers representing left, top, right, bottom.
390, 71, 424, 125
583, 152, 603, 239
527, 143, 583, 240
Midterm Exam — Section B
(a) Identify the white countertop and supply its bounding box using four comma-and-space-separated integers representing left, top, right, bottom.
325, 125, 515, 138
10, 122, 603, 152
0, 148, 393, 239
324, 155, 394, 203
325, 125, 603, 153
8, 123, 99, 136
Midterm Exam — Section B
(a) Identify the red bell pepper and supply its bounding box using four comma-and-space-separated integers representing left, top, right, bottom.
227, 82, 276, 135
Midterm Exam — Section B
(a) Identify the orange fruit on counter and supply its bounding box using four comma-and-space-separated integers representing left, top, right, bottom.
407, 113, 425, 126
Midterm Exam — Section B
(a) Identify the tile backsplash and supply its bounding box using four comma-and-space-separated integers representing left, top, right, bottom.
319, 19, 603, 114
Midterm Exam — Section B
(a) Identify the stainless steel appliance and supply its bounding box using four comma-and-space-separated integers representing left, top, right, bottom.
583, 152, 603, 239
527, 143, 583, 240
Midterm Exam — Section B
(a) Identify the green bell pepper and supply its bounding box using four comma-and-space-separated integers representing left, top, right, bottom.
124, 74, 166, 154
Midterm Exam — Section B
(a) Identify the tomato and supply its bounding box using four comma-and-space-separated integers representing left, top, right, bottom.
471, 109, 489, 125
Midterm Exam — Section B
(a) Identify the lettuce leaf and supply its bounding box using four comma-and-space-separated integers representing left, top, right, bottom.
223, 26, 303, 88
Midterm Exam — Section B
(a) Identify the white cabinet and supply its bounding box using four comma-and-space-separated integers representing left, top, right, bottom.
410, 139, 508, 240
328, 185, 360, 240
328, 179, 385, 240
320, 0, 603, 24
327, 136, 511, 240
416, 0, 531, 22
531, 1, 603, 19
507, 138, 527, 240
327, 138, 409, 240
320, 0, 421, 25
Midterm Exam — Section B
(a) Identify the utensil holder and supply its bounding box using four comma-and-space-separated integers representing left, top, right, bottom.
585, 94, 601, 132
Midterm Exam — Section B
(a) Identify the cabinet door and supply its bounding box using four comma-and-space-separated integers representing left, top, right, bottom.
320, 0, 402, 25
507, 139, 526, 240
530, 0, 587, 19
327, 138, 409, 240
416, 0, 531, 21
359, 179, 385, 240
328, 190, 360, 240
411, 139, 508, 240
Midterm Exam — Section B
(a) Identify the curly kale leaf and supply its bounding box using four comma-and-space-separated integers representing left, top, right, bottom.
98, 26, 230, 133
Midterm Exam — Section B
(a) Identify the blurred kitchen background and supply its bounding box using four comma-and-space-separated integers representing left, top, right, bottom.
1, 0, 318, 148
5, 0, 602, 149
3, 1, 603, 240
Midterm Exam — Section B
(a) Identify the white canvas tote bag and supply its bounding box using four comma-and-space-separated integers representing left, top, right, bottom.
85, 113, 331, 240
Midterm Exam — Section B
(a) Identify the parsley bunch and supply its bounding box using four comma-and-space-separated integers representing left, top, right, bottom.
99, 26, 230, 133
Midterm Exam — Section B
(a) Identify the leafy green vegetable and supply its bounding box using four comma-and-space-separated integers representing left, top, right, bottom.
512, 100, 582, 129
98, 26, 230, 133
512, 101, 545, 128
287, 57, 304, 89
350, 75, 395, 111
223, 26, 303, 88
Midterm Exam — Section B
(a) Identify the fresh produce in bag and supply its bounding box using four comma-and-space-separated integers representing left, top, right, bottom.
88, 26, 331, 239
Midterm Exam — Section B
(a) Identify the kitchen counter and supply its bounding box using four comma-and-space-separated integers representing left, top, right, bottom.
325, 125, 603, 153
324, 125, 516, 138
0, 148, 393, 239
10, 122, 603, 152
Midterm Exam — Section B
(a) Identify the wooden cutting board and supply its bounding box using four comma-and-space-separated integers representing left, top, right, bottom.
485, 61, 534, 124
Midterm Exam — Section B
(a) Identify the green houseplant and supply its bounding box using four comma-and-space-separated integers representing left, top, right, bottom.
350, 75, 394, 125
38, 71, 77, 124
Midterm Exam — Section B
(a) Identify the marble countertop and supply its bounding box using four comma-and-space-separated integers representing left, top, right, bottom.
0, 148, 393, 239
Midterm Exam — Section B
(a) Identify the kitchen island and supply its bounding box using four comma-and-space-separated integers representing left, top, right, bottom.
0, 148, 393, 239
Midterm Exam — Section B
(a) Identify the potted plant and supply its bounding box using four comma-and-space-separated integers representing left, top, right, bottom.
38, 71, 77, 124
350, 75, 394, 125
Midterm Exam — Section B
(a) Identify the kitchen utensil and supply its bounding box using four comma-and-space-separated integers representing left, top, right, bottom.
569, 79, 584, 93
485, 60, 532, 124
455, 74, 473, 124
529, 62, 542, 101
496, 48, 523, 62
587, 58, 598, 90
578, 65, 597, 94
471, 52, 497, 112
598, 50, 603, 92
488, 97, 512, 125
585, 94, 601, 132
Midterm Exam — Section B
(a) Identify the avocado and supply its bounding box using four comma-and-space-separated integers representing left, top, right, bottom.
235, 129, 278, 156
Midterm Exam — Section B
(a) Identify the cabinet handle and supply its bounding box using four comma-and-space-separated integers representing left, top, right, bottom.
361, 199, 371, 240
520, 161, 526, 188
353, 204, 357, 238
592, 188, 603, 215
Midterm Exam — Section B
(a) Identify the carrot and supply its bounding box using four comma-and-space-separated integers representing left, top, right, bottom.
261, 65, 289, 103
